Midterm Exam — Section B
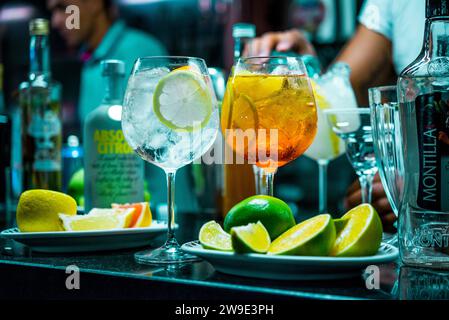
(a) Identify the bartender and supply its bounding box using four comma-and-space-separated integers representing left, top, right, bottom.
47, 0, 168, 123
46, 0, 201, 214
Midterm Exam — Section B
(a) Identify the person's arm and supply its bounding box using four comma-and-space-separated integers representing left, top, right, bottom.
335, 25, 396, 105
245, 25, 396, 105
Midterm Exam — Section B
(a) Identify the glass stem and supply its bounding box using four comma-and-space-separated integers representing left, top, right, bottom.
318, 159, 329, 214
265, 170, 276, 197
254, 165, 267, 195
359, 173, 374, 204
165, 171, 178, 246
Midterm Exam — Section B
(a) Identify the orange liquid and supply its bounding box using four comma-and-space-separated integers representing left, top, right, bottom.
221, 74, 317, 172
222, 162, 255, 217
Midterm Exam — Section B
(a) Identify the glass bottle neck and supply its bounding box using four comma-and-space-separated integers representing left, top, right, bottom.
103, 75, 124, 105
29, 34, 50, 80
233, 37, 253, 62
424, 17, 449, 58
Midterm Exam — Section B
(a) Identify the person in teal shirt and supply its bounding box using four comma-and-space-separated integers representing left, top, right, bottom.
47, 0, 199, 215
47, 0, 167, 123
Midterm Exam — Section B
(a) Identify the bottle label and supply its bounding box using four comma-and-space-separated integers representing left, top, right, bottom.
28, 110, 62, 171
86, 128, 144, 209
415, 91, 449, 211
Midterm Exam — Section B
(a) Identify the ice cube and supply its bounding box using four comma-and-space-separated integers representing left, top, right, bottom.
271, 65, 290, 75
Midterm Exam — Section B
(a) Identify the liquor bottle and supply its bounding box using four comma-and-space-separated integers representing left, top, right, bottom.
232, 23, 256, 58
19, 19, 62, 191
221, 23, 257, 216
397, 0, 449, 268
84, 60, 144, 212
0, 63, 11, 221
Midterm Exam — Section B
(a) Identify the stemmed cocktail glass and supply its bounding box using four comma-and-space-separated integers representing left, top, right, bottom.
221, 56, 318, 196
324, 108, 378, 204
304, 63, 356, 213
122, 56, 219, 265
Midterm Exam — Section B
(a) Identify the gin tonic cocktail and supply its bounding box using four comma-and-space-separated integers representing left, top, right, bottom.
122, 56, 219, 265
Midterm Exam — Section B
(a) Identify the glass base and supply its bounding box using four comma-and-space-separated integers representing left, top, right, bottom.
134, 239, 201, 265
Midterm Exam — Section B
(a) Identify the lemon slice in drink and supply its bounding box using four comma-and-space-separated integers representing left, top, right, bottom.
268, 214, 336, 256
331, 204, 383, 257
231, 221, 271, 254
153, 69, 213, 132
199, 220, 233, 251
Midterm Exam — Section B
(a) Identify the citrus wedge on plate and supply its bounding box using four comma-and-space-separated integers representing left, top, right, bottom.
231, 221, 271, 254
112, 202, 152, 228
59, 208, 135, 231
331, 204, 383, 257
199, 220, 233, 251
153, 69, 213, 132
268, 214, 336, 256
224, 195, 295, 241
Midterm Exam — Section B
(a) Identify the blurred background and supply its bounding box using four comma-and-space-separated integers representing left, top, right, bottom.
0, 0, 364, 224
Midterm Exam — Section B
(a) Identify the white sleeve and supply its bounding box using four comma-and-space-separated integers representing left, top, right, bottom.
358, 0, 393, 40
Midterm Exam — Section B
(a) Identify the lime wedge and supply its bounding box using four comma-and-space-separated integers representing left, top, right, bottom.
153, 70, 213, 132
199, 220, 233, 251
331, 204, 383, 257
231, 221, 271, 254
268, 214, 336, 256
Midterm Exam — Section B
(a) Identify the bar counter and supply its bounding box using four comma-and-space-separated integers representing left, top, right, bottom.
0, 213, 445, 300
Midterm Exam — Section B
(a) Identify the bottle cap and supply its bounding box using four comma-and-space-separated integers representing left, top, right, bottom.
67, 135, 80, 147
426, 0, 449, 18
29, 19, 49, 36
101, 60, 125, 77
232, 23, 256, 38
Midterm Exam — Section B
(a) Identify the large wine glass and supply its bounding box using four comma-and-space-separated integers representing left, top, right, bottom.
122, 56, 219, 265
221, 56, 318, 196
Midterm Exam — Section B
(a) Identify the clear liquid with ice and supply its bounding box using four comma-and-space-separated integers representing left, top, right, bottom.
122, 68, 219, 172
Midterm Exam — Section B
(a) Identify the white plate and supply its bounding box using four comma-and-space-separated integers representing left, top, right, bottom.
181, 241, 399, 280
1, 221, 170, 253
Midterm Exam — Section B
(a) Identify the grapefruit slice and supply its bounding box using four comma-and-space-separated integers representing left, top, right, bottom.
112, 202, 152, 228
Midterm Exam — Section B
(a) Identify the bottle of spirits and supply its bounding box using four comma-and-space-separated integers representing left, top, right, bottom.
221, 24, 257, 216
19, 19, 62, 191
232, 23, 256, 58
397, 0, 449, 268
84, 60, 144, 212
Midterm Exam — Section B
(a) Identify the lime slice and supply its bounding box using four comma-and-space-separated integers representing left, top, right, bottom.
199, 220, 233, 251
331, 204, 383, 257
153, 70, 213, 132
268, 214, 336, 256
231, 221, 271, 254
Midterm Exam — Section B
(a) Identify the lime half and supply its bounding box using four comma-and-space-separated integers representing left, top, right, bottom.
231, 221, 271, 254
153, 70, 213, 132
268, 214, 336, 256
331, 204, 383, 257
199, 220, 233, 251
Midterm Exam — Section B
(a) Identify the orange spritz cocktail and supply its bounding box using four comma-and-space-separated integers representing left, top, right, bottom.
221, 73, 317, 172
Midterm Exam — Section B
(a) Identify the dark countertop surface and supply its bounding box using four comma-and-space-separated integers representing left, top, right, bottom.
0, 213, 448, 300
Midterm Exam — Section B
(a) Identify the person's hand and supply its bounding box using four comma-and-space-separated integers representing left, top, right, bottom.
438, 131, 449, 145
344, 174, 397, 232
243, 29, 317, 57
